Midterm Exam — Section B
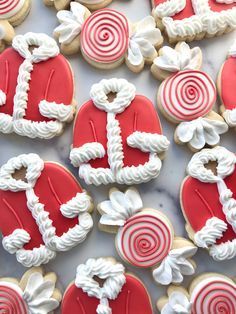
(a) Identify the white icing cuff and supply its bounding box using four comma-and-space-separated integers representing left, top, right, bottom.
39, 100, 74, 122
194, 217, 228, 248
0, 89, 6, 105
209, 239, 236, 261
154, 0, 186, 18
16, 245, 56, 267
127, 131, 169, 153
60, 191, 92, 218
225, 209, 236, 232
70, 143, 105, 167
223, 109, 236, 127
2, 229, 31, 254
152, 246, 197, 285
0, 113, 13, 134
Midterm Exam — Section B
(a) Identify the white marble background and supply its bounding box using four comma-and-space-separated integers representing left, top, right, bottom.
0, 1, 235, 313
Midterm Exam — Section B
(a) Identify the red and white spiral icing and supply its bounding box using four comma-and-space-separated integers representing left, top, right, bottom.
160, 70, 216, 122
80, 9, 129, 64
116, 212, 173, 267
0, 0, 24, 19
191, 277, 236, 314
0, 282, 28, 314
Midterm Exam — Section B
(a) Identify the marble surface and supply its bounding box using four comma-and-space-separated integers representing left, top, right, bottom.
0, 1, 236, 313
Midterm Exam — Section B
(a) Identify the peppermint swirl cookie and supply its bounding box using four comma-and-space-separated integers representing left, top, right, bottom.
0, 0, 31, 26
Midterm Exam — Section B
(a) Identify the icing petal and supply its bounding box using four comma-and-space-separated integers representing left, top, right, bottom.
161, 291, 191, 314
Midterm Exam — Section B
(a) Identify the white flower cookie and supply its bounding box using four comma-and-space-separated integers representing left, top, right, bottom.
54, 2, 163, 72
98, 187, 197, 285
152, 42, 228, 151
0, 267, 61, 313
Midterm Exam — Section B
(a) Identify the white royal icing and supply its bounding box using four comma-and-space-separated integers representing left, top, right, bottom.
0, 32, 74, 139
228, 39, 236, 57
154, 0, 186, 18
153, 42, 202, 72
70, 78, 170, 186
0, 153, 93, 267
209, 238, 236, 261
152, 246, 197, 285
127, 16, 162, 67
223, 108, 236, 127
216, 0, 236, 3
54, 2, 87, 45
175, 118, 228, 150
161, 291, 191, 314
75, 258, 126, 314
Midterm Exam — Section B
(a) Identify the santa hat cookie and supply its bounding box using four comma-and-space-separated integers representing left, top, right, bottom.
0, 32, 76, 139
70, 78, 170, 186
0, 267, 61, 313
0, 153, 93, 267
0, 20, 15, 53
218, 38, 236, 128
61, 257, 153, 314
44, 0, 114, 11
0, 0, 31, 27
54, 2, 163, 72
151, 0, 236, 43
98, 188, 197, 285
181, 146, 236, 261
152, 42, 228, 151
157, 273, 236, 314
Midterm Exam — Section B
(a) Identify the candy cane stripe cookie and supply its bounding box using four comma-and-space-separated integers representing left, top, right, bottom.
0, 0, 31, 26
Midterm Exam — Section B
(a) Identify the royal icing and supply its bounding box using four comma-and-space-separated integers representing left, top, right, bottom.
98, 188, 197, 285
0, 269, 60, 314
0, 0, 25, 19
159, 275, 236, 314
54, 2, 163, 71
62, 257, 153, 314
181, 146, 236, 261
70, 78, 170, 185
0, 32, 75, 138
152, 0, 236, 42
0, 153, 93, 267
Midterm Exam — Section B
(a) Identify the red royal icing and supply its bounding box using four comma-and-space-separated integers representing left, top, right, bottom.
61, 274, 153, 314
0, 162, 82, 250
73, 95, 163, 169
118, 213, 172, 268
181, 171, 236, 245
160, 70, 216, 122
0, 284, 27, 314
0, 48, 73, 122
80, 9, 129, 64
220, 56, 236, 111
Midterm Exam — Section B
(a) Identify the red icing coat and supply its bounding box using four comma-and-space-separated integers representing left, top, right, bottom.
0, 154, 93, 267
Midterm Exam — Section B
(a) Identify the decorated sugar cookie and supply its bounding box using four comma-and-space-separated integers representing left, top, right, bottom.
181, 146, 236, 261
152, 42, 228, 151
61, 257, 153, 314
0, 0, 31, 26
0, 153, 93, 267
54, 2, 163, 72
0, 32, 76, 139
70, 78, 170, 186
45, 0, 113, 11
151, 0, 236, 43
0, 20, 15, 52
0, 267, 61, 314
157, 273, 236, 314
98, 188, 197, 285
218, 38, 236, 128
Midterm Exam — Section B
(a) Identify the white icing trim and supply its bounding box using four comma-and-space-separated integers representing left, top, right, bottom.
161, 291, 191, 314
154, 0, 186, 18
217, 0, 236, 3
194, 217, 228, 248
223, 108, 236, 127
152, 246, 197, 285
90, 78, 136, 114
228, 39, 236, 57
0, 154, 93, 267
70, 143, 106, 167
39, 100, 74, 122
209, 238, 236, 261
75, 258, 126, 314
0, 90, 6, 105
99, 188, 143, 226
2, 229, 30, 254
127, 131, 170, 153
175, 118, 228, 150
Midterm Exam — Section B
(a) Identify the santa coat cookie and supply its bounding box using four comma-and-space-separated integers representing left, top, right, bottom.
0, 153, 93, 267
61, 257, 153, 314
70, 78, 170, 186
152, 42, 228, 151
54, 2, 163, 72
0, 0, 31, 27
218, 38, 236, 128
44, 0, 114, 11
98, 188, 197, 286
0, 267, 61, 314
151, 0, 236, 43
157, 273, 236, 314
0, 32, 75, 139
181, 146, 236, 261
